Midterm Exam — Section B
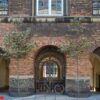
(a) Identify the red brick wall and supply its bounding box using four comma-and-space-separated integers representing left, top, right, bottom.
9, 56, 34, 75
9, 0, 32, 16
67, 57, 92, 77
0, 23, 99, 77
69, 0, 92, 16
8, 0, 93, 16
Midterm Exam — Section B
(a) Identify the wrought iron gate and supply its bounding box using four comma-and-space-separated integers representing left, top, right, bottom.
35, 46, 66, 94
36, 79, 65, 94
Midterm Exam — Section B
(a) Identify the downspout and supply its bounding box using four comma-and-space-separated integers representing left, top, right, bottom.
93, 54, 96, 92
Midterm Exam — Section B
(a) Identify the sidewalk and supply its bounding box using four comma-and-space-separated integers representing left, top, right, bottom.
0, 93, 100, 100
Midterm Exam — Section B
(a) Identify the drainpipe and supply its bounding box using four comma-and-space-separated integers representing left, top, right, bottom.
93, 66, 95, 92
93, 55, 96, 92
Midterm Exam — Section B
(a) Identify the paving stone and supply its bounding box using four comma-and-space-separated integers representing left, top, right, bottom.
1, 93, 100, 100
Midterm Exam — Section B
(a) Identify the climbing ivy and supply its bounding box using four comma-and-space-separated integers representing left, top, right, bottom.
1, 30, 36, 58
60, 37, 92, 57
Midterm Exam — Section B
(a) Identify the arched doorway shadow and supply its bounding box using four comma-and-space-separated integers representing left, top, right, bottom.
0, 48, 10, 92
90, 47, 100, 92
34, 45, 66, 94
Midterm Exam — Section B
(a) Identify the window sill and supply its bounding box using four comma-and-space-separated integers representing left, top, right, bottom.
0, 16, 94, 23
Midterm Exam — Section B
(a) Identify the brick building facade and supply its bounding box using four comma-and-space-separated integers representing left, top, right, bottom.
0, 0, 100, 97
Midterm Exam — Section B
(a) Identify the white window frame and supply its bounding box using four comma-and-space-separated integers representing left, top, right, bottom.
36, 0, 64, 16
92, 0, 100, 15
0, 0, 8, 15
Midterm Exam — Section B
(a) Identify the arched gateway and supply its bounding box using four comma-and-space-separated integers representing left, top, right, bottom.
34, 45, 66, 94
0, 48, 10, 92
90, 47, 100, 92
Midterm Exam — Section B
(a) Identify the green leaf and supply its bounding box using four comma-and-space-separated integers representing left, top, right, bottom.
2, 30, 37, 58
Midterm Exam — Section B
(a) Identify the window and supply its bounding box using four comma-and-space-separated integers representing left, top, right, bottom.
93, 0, 100, 15
43, 61, 58, 78
0, 0, 8, 15
36, 0, 63, 16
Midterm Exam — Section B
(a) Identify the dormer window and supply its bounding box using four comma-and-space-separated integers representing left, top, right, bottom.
93, 0, 100, 15
36, 0, 63, 16
0, 0, 8, 15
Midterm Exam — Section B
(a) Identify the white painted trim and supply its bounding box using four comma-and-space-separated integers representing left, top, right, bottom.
49, 0, 51, 16
10, 75, 34, 79
36, 0, 39, 16
61, 0, 64, 16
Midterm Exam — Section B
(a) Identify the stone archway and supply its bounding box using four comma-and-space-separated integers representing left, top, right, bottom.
34, 45, 66, 94
90, 47, 100, 91
0, 48, 10, 92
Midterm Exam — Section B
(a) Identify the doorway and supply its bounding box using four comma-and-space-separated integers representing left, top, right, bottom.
98, 75, 100, 91
35, 45, 66, 94
0, 58, 10, 92
90, 47, 100, 92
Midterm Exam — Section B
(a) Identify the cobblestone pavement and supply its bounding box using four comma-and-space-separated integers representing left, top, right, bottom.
1, 93, 100, 100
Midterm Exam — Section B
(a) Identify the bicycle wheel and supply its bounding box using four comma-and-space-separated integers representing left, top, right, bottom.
54, 84, 64, 94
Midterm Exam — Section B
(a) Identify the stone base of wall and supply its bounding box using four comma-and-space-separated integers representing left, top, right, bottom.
65, 77, 91, 97
9, 76, 34, 97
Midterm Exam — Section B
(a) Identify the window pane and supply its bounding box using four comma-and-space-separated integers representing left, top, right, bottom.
38, 0, 49, 14
0, 0, 8, 15
43, 61, 58, 78
92, 0, 100, 15
93, 9, 99, 15
99, 9, 100, 14
93, 2, 99, 8
51, 0, 62, 15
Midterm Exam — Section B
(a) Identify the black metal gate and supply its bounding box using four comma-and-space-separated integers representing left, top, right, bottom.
35, 46, 66, 94
36, 79, 65, 94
